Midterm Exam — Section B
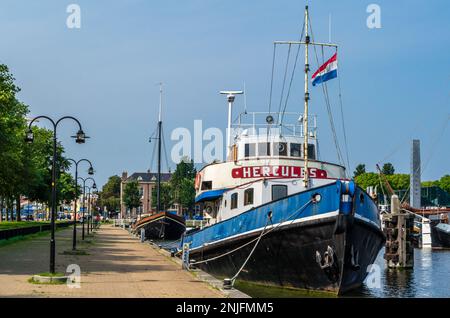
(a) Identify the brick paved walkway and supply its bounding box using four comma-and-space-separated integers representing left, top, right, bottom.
0, 225, 222, 298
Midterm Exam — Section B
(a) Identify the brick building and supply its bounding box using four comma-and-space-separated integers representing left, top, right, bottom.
120, 171, 172, 218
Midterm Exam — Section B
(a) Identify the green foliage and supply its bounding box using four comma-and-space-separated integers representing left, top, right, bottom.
385, 174, 409, 190
355, 172, 409, 193
0, 63, 75, 219
98, 175, 121, 212
381, 162, 395, 175
178, 178, 196, 210
150, 158, 197, 213
123, 181, 140, 212
354, 172, 379, 190
353, 164, 366, 178
151, 182, 172, 211
438, 175, 450, 194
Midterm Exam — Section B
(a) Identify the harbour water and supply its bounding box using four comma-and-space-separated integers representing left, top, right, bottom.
235, 248, 450, 298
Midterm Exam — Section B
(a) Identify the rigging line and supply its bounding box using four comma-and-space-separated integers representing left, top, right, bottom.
311, 37, 344, 166
276, 43, 292, 124
336, 50, 351, 175
280, 20, 305, 125
161, 124, 170, 172
399, 116, 450, 204
149, 129, 157, 172
267, 43, 277, 115
324, 78, 345, 166
308, 16, 344, 166
266, 43, 277, 142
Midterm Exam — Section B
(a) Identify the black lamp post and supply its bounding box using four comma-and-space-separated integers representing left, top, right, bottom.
25, 116, 87, 274
77, 177, 96, 240
66, 158, 94, 250
91, 188, 99, 231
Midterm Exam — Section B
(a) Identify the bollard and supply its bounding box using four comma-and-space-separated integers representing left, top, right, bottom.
140, 228, 145, 242
181, 243, 190, 270
223, 278, 233, 290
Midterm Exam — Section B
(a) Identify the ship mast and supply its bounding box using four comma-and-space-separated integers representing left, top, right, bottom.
274, 5, 338, 188
156, 83, 162, 213
303, 6, 310, 188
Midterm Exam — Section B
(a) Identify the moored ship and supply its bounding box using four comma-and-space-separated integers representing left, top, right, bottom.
180, 6, 385, 295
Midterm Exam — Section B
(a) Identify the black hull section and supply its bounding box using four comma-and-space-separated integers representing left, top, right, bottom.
430, 222, 450, 249
139, 215, 186, 241
189, 215, 384, 294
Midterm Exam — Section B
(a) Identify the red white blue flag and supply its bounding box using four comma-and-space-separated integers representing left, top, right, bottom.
311, 53, 337, 86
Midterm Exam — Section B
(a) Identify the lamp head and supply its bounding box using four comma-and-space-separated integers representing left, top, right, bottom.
25, 129, 34, 144
88, 166, 94, 175
75, 129, 86, 144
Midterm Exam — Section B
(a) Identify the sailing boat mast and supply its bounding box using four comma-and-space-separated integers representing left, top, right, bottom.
303, 5, 310, 188
156, 83, 162, 213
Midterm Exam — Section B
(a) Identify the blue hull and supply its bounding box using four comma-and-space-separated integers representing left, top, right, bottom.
182, 181, 385, 294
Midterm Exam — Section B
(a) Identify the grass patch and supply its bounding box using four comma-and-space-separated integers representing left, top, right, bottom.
0, 220, 70, 231
61, 249, 89, 256
233, 280, 337, 298
0, 227, 69, 248
28, 272, 67, 285
28, 277, 66, 285
37, 272, 65, 277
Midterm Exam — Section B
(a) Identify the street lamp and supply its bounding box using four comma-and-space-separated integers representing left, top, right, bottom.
78, 177, 96, 240
66, 158, 94, 250
25, 115, 88, 274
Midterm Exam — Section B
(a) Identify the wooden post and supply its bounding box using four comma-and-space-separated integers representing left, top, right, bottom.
383, 195, 414, 268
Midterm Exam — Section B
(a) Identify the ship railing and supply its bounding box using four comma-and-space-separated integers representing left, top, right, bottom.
231, 111, 317, 138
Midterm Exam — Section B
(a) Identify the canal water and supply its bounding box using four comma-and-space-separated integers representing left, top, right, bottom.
235, 248, 450, 298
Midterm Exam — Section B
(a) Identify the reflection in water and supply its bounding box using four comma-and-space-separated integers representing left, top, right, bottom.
235, 248, 450, 298
348, 248, 450, 298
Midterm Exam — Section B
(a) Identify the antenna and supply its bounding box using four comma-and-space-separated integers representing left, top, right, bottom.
243, 82, 248, 114
220, 90, 244, 158
158, 82, 163, 122
329, 13, 332, 43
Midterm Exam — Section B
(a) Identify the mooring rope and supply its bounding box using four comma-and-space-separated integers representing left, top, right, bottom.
189, 199, 313, 266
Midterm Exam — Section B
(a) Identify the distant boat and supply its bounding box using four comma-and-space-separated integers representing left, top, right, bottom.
134, 211, 186, 240
430, 221, 450, 249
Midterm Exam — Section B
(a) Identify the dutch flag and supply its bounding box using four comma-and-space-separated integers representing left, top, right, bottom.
311, 53, 337, 86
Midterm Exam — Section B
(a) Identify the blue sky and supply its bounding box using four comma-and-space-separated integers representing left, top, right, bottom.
1, 0, 449, 187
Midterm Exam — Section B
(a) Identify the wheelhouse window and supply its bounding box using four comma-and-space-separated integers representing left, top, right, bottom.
244, 188, 254, 206
258, 142, 271, 156
272, 185, 288, 201
273, 142, 287, 156
231, 193, 238, 209
308, 144, 316, 160
290, 143, 302, 157
201, 181, 212, 190
244, 143, 256, 158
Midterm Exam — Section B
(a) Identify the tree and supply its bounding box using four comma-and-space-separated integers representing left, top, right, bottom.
169, 157, 197, 213
151, 182, 172, 211
178, 178, 196, 210
98, 175, 121, 212
438, 175, 450, 194
123, 181, 140, 215
382, 163, 395, 175
353, 164, 366, 178
0, 64, 28, 220
354, 172, 379, 191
